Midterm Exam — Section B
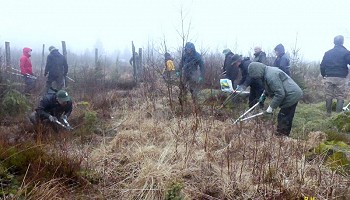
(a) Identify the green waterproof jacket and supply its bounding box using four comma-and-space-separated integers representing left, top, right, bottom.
248, 62, 303, 109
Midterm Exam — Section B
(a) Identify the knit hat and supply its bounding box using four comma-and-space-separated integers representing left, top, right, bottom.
231, 54, 242, 65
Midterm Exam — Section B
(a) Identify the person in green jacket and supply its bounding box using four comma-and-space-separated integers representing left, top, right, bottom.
248, 62, 303, 136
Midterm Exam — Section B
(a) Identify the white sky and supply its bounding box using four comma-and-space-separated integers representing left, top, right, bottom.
1, 0, 350, 62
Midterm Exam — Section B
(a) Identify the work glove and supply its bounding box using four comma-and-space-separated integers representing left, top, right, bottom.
259, 93, 266, 103
198, 76, 203, 83
176, 71, 181, 77
48, 115, 58, 122
262, 106, 273, 120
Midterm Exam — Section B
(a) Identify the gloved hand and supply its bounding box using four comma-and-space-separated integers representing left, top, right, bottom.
176, 71, 181, 77
198, 76, 203, 83
48, 115, 58, 122
262, 106, 273, 120
259, 93, 266, 103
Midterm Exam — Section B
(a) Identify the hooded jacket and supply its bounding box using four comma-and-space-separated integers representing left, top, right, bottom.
45, 49, 68, 77
20, 47, 33, 75
320, 45, 350, 78
273, 44, 290, 75
224, 52, 239, 81
248, 62, 302, 109
179, 42, 205, 78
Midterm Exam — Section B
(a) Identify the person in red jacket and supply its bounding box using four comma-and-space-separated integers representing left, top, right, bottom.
20, 47, 35, 95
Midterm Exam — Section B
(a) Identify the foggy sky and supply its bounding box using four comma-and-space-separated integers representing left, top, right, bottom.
1, 0, 349, 62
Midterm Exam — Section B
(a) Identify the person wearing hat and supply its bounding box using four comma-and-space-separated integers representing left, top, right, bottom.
222, 49, 239, 84
29, 89, 73, 132
44, 46, 69, 92
231, 54, 265, 108
273, 44, 290, 76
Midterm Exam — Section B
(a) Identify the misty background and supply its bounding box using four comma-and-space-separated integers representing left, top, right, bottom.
1, 0, 350, 67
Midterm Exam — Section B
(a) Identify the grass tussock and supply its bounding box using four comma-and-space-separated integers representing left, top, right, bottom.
87, 87, 350, 199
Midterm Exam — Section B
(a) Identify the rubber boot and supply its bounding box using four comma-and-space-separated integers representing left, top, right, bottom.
326, 99, 332, 116
336, 99, 344, 113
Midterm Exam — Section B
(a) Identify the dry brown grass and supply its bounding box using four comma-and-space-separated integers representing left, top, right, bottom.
85, 84, 350, 200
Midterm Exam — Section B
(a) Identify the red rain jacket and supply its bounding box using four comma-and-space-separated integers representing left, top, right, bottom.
20, 47, 33, 75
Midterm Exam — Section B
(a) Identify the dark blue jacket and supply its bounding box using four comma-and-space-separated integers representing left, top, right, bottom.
320, 45, 350, 78
273, 44, 290, 75
179, 42, 205, 78
224, 52, 239, 82
45, 50, 68, 77
238, 58, 251, 86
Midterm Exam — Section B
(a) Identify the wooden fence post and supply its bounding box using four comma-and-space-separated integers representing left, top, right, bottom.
138, 48, 143, 80
131, 41, 137, 83
41, 44, 45, 76
61, 41, 67, 59
5, 42, 11, 67
95, 48, 98, 68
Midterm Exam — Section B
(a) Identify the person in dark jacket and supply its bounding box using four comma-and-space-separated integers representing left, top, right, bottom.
20, 47, 35, 95
248, 62, 303, 136
231, 55, 265, 108
273, 44, 290, 76
320, 35, 350, 115
222, 49, 239, 84
44, 46, 69, 92
29, 89, 73, 132
253, 46, 267, 64
177, 42, 205, 102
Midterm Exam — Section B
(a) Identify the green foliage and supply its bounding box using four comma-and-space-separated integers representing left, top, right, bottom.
0, 165, 19, 197
314, 140, 350, 172
331, 112, 350, 132
1, 89, 30, 117
293, 103, 334, 137
165, 181, 184, 200
84, 110, 98, 132
0, 143, 83, 184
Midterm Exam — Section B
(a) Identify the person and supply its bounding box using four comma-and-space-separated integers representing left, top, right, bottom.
162, 52, 176, 81
273, 44, 290, 76
231, 55, 265, 108
248, 62, 303, 136
320, 35, 350, 115
129, 52, 142, 81
44, 46, 69, 92
20, 47, 35, 95
222, 49, 239, 86
29, 89, 73, 132
177, 42, 205, 102
252, 46, 267, 64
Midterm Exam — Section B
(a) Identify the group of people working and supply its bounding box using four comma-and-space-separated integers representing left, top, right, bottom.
19, 46, 73, 131
170, 35, 350, 137
17, 34, 350, 134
